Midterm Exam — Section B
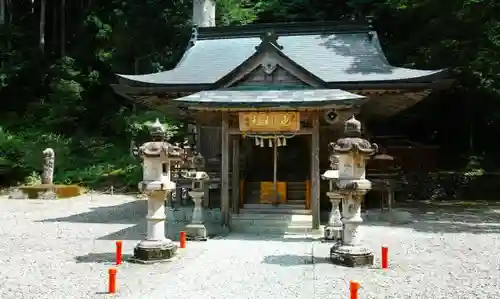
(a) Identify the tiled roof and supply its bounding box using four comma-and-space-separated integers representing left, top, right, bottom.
117, 22, 447, 86
172, 89, 366, 107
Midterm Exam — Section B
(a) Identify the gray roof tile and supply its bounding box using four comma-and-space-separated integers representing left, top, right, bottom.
173, 89, 366, 107
117, 30, 445, 86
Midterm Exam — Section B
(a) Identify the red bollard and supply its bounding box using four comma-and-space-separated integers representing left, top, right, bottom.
108, 268, 117, 294
349, 281, 360, 299
180, 231, 186, 249
115, 240, 123, 265
381, 246, 388, 269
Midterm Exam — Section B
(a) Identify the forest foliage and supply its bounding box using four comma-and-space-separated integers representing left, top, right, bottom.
0, 0, 499, 188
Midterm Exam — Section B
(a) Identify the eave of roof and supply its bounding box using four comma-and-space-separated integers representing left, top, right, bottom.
172, 89, 366, 108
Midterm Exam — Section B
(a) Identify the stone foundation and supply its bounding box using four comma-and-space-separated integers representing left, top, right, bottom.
165, 207, 227, 239
130, 241, 178, 264
185, 223, 208, 241
167, 207, 222, 224
330, 245, 374, 267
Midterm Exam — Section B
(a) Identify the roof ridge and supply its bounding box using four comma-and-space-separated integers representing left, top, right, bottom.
197, 20, 373, 40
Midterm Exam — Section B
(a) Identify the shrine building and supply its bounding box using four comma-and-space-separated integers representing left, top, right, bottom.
112, 0, 452, 230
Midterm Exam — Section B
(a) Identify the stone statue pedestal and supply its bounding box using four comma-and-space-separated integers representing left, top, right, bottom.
330, 191, 373, 267
131, 188, 177, 264
323, 191, 343, 243
330, 244, 374, 267
185, 191, 207, 241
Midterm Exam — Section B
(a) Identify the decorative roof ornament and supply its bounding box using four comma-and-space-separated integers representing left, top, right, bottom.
329, 116, 378, 156
131, 118, 183, 159
149, 118, 166, 140
344, 115, 362, 137
188, 26, 199, 47
255, 30, 284, 51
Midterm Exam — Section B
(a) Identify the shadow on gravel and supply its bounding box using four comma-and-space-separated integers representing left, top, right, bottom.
37, 200, 147, 240
75, 252, 133, 264
262, 254, 314, 266
366, 200, 500, 234
39, 200, 146, 224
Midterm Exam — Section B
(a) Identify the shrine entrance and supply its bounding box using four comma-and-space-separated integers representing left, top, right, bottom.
240, 133, 311, 208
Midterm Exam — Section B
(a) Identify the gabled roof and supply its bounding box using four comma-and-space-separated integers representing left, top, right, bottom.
173, 89, 366, 108
116, 21, 448, 88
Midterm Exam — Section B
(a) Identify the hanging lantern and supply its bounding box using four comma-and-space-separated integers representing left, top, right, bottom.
277, 137, 282, 147
283, 137, 287, 146
255, 137, 259, 146
268, 138, 273, 147
260, 138, 265, 147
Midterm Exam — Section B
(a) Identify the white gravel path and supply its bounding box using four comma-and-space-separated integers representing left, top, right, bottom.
1, 195, 499, 299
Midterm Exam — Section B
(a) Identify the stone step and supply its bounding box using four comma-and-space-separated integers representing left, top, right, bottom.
243, 203, 306, 210
233, 213, 312, 222
230, 213, 313, 235
241, 208, 310, 215
286, 199, 306, 205
230, 224, 313, 234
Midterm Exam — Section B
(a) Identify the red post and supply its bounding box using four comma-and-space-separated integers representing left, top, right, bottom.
180, 231, 186, 249
108, 268, 117, 294
115, 241, 123, 265
381, 246, 388, 269
349, 281, 360, 299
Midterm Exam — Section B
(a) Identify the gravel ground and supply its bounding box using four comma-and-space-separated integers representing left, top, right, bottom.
1, 195, 500, 299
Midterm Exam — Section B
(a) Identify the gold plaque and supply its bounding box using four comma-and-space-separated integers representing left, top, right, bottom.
239, 112, 300, 132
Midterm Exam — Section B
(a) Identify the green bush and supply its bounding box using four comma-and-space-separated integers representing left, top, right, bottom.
0, 126, 142, 189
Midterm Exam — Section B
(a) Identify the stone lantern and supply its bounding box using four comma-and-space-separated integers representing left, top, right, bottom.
329, 115, 378, 267
182, 152, 210, 241
321, 153, 343, 243
131, 118, 183, 263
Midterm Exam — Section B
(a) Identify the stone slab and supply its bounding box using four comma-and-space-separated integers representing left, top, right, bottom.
330, 245, 374, 267
131, 242, 178, 263
185, 223, 207, 241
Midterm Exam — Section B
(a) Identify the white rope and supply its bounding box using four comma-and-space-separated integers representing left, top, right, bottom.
243, 131, 300, 147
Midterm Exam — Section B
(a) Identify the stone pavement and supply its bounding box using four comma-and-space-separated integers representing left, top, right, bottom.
124, 234, 320, 299
2, 194, 499, 299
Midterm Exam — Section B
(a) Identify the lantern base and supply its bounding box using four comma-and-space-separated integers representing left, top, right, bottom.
322, 226, 343, 243
130, 240, 177, 264
330, 244, 373, 267
185, 223, 207, 241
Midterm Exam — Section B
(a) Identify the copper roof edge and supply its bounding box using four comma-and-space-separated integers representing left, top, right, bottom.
197, 20, 373, 39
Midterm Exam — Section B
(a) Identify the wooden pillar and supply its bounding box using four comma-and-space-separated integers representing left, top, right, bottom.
232, 137, 240, 214
221, 112, 230, 226
311, 112, 321, 229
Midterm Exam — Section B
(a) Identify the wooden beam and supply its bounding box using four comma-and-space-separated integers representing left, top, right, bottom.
311, 112, 321, 229
232, 137, 240, 214
221, 112, 230, 226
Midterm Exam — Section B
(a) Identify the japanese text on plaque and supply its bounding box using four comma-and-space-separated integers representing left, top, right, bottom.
239, 112, 300, 132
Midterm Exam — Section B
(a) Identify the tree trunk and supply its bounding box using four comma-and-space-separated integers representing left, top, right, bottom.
6, 0, 11, 23
52, 0, 57, 52
0, 0, 5, 25
39, 0, 46, 53
60, 0, 65, 56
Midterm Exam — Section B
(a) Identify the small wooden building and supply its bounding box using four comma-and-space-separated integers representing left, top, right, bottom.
113, 20, 451, 229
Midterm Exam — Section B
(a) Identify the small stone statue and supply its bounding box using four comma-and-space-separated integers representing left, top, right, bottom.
42, 148, 55, 185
